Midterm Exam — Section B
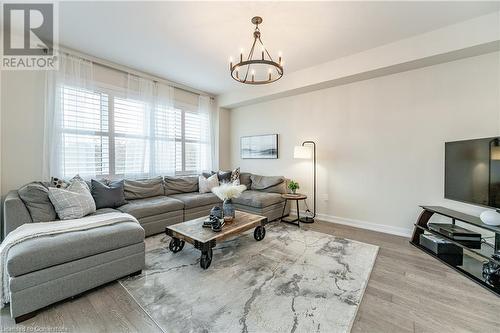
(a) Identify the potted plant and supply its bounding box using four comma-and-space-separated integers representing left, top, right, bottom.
212, 183, 247, 222
288, 180, 300, 195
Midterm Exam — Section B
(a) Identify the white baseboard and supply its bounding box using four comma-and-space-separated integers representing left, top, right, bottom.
290, 209, 413, 238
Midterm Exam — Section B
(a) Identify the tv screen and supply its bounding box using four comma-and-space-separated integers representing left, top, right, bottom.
445, 137, 500, 209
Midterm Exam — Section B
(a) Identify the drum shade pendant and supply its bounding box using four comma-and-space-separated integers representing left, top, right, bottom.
229, 16, 283, 85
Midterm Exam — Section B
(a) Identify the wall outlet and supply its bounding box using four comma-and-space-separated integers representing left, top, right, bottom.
320, 193, 329, 201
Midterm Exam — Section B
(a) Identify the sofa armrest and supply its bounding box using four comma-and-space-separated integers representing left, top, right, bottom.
3, 190, 32, 239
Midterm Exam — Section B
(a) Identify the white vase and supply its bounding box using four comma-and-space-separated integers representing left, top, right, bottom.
480, 210, 500, 226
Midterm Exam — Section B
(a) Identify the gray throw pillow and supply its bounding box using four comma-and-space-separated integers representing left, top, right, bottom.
124, 176, 164, 200
18, 182, 57, 222
217, 171, 232, 183
91, 179, 127, 209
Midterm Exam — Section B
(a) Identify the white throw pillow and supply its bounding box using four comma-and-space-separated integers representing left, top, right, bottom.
199, 174, 219, 193
48, 177, 96, 220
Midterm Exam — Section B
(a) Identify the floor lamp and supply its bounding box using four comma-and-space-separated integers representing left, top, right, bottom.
293, 141, 316, 223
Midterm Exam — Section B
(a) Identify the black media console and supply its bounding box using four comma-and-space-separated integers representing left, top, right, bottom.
410, 206, 500, 296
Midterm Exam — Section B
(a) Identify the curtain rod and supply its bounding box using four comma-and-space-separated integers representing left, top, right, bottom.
58, 46, 215, 99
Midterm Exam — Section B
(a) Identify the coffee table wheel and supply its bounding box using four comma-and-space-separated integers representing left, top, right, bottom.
169, 238, 185, 253
254, 226, 266, 241
200, 249, 213, 269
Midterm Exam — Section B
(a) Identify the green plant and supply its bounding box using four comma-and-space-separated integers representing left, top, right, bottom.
288, 180, 300, 193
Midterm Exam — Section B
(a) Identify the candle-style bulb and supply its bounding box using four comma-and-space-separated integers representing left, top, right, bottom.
240, 48, 244, 62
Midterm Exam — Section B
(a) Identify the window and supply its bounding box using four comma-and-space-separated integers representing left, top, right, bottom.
59, 85, 209, 178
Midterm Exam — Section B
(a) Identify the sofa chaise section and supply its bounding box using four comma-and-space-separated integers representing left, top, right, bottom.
4, 216, 145, 321
233, 190, 289, 221
233, 174, 290, 221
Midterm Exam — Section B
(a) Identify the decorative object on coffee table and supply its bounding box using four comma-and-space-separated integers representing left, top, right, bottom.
212, 183, 246, 222
293, 141, 316, 223
288, 180, 299, 194
165, 211, 267, 269
280, 193, 308, 227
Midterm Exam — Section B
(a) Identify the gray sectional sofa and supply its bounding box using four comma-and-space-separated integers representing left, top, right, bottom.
1, 172, 289, 321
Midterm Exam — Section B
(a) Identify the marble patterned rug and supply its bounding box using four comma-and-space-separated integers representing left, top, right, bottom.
120, 223, 378, 333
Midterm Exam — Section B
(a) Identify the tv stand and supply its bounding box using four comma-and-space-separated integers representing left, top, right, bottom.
410, 206, 500, 296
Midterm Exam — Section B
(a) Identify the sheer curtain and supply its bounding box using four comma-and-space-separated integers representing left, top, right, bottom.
44, 53, 213, 180
43, 53, 96, 180
197, 95, 214, 172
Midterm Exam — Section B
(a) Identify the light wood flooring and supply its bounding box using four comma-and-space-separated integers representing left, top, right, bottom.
1, 220, 499, 333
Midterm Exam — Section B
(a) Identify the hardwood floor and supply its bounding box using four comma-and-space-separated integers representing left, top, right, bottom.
1, 221, 499, 332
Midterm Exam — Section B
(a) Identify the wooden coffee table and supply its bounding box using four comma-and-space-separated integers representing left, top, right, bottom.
165, 210, 268, 269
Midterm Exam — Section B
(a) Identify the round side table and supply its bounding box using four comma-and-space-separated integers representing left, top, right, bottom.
280, 193, 308, 227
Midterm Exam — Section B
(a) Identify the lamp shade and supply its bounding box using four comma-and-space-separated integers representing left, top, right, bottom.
294, 146, 312, 159
492, 146, 500, 160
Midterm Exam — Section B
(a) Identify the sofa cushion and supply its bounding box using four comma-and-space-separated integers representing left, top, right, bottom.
124, 176, 164, 200
6, 218, 144, 277
250, 175, 286, 194
18, 182, 57, 222
117, 196, 184, 219
233, 190, 284, 208
239, 172, 252, 187
91, 179, 127, 209
170, 192, 221, 209
164, 176, 199, 195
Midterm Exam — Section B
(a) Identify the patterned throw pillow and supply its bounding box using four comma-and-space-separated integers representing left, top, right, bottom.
230, 167, 241, 185
48, 177, 96, 220
199, 174, 219, 193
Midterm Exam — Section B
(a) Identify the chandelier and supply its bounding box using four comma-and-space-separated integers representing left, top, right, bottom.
229, 16, 283, 85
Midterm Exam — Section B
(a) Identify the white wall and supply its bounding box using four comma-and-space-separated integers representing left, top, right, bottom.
1, 71, 46, 196
229, 52, 500, 235
218, 107, 231, 170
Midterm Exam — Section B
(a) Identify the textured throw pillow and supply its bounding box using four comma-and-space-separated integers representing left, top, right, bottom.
91, 179, 127, 209
199, 174, 219, 193
124, 176, 164, 200
18, 182, 57, 222
202, 171, 216, 179
48, 177, 96, 220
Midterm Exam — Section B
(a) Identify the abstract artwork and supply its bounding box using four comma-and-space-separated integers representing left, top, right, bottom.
240, 134, 278, 159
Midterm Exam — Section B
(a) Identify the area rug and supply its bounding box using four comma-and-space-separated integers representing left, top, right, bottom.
120, 223, 378, 333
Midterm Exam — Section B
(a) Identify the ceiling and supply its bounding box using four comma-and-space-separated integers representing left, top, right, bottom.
58, 1, 500, 95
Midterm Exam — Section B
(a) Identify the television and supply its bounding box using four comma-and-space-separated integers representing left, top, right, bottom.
445, 137, 500, 209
